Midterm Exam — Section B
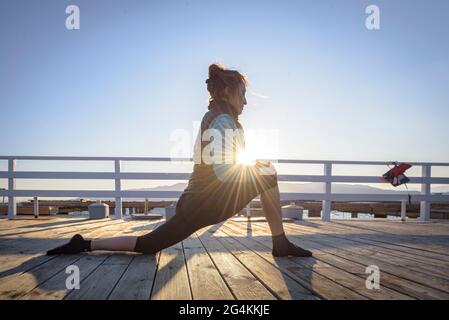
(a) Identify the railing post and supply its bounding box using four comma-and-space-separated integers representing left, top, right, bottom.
114, 160, 123, 219
8, 159, 17, 219
144, 197, 149, 215
419, 164, 431, 221
321, 162, 332, 221
33, 196, 39, 219
401, 200, 406, 222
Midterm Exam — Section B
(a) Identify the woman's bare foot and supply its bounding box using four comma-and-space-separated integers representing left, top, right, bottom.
46, 234, 91, 255
272, 232, 312, 257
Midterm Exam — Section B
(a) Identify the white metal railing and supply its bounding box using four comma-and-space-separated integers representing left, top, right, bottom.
1, 156, 449, 221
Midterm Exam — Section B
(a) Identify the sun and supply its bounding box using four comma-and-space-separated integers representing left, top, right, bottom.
237, 149, 256, 166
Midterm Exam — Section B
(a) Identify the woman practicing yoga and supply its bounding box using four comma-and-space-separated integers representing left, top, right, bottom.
47, 63, 312, 257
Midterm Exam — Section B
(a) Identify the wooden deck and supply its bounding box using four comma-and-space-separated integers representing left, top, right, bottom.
1, 216, 449, 300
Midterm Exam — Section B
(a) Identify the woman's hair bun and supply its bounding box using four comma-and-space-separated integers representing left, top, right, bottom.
208, 63, 225, 79
206, 63, 247, 102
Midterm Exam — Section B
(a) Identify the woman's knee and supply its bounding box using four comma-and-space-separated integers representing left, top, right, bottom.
134, 235, 158, 254
266, 172, 278, 189
134, 216, 201, 254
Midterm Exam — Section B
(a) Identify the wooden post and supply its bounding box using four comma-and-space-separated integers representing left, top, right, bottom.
114, 160, 123, 219
321, 162, 332, 221
144, 198, 149, 215
401, 200, 406, 222
33, 196, 39, 219
8, 159, 16, 219
419, 165, 431, 221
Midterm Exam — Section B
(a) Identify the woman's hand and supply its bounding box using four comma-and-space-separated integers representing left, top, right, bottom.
255, 160, 276, 176
255, 160, 271, 167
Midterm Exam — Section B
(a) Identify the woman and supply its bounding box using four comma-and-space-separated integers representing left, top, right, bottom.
47, 63, 312, 257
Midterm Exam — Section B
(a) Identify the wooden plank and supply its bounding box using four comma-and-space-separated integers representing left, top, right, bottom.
0, 219, 113, 246
210, 226, 320, 300
5, 216, 448, 300
0, 220, 123, 248
0, 220, 124, 254
183, 233, 234, 300
64, 254, 134, 300
0, 221, 126, 283
0, 218, 114, 238
224, 221, 411, 300
22, 220, 157, 300
219, 223, 366, 300
21, 254, 109, 300
108, 222, 162, 300
277, 220, 449, 278
0, 220, 113, 290
307, 224, 449, 276
108, 255, 158, 300
336, 219, 449, 235
0, 220, 132, 299
282, 221, 449, 278
1, 221, 105, 296
246, 221, 449, 300
305, 244, 449, 299
0, 220, 130, 277
0, 219, 123, 270
0, 254, 83, 299
151, 241, 192, 300
196, 227, 276, 300
280, 221, 449, 294
328, 220, 449, 254
313, 220, 449, 262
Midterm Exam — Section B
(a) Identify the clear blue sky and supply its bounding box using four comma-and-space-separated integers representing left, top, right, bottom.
1, 0, 448, 179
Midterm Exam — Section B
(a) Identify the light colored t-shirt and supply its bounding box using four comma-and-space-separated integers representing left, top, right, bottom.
191, 112, 276, 184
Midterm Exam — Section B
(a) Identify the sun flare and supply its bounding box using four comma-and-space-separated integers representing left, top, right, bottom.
237, 150, 256, 166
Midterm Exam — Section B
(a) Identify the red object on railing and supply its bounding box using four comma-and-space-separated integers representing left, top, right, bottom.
381, 163, 412, 187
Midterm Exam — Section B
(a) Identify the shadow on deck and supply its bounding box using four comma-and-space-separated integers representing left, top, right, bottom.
1, 216, 449, 300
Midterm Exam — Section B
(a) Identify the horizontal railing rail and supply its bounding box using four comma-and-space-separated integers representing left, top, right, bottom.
1, 156, 449, 221
1, 171, 449, 185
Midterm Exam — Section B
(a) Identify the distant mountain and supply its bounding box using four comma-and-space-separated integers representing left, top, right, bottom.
67, 181, 447, 202
140, 182, 186, 191
432, 186, 449, 194
23, 181, 449, 203
126, 182, 426, 194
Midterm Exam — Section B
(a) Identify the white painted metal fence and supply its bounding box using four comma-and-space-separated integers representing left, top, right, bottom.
1, 156, 449, 221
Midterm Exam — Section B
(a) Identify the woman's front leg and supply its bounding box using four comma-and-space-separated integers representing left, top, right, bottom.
260, 184, 285, 236
260, 183, 313, 257
46, 234, 139, 255
91, 236, 138, 251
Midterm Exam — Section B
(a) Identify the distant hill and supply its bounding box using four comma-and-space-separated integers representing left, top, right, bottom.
72, 181, 448, 202
127, 182, 429, 194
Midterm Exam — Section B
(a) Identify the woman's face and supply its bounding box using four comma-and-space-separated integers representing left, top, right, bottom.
226, 82, 247, 115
